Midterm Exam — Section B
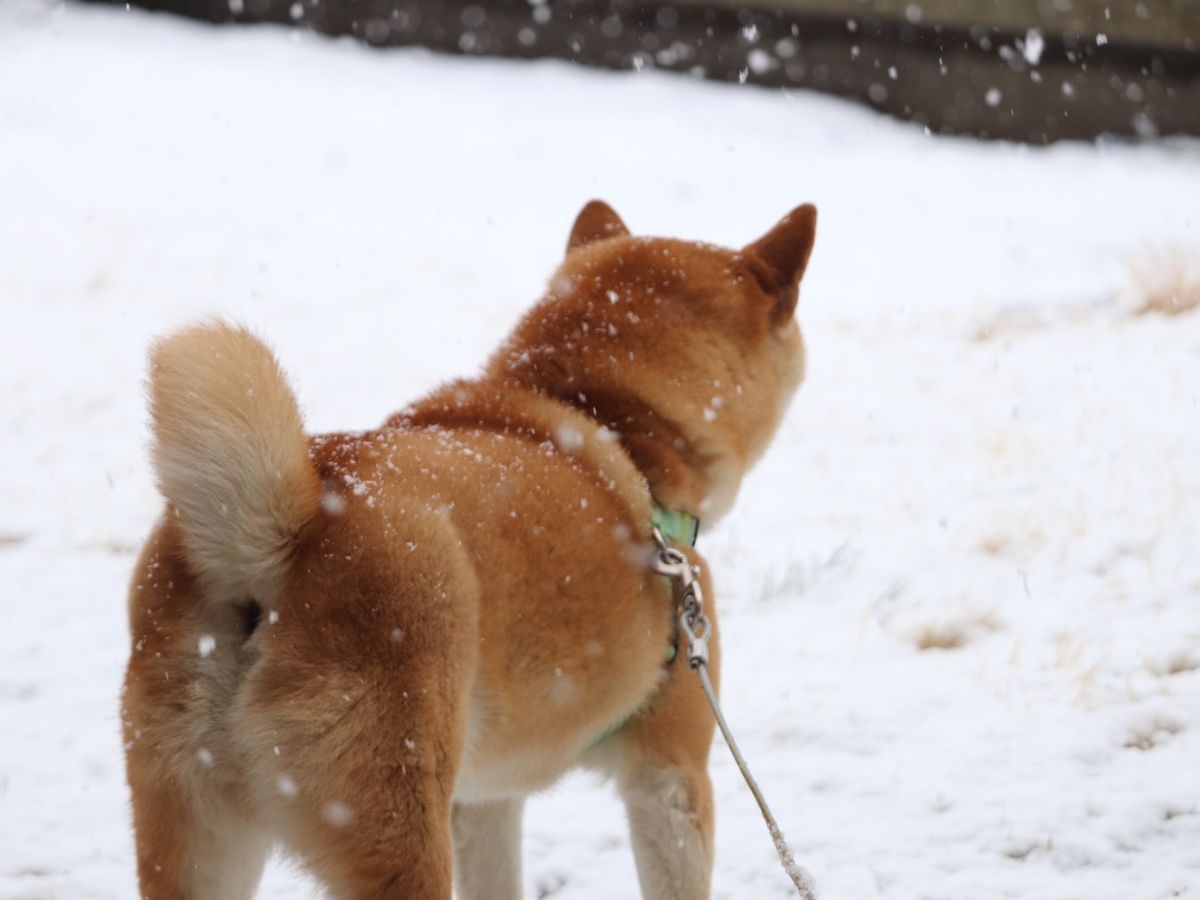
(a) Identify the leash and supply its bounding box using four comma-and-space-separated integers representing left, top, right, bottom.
651, 527, 819, 900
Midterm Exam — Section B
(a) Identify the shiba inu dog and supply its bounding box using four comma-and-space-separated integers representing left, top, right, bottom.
122, 199, 817, 899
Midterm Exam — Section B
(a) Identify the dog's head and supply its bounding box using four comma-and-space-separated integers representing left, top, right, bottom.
489, 200, 816, 521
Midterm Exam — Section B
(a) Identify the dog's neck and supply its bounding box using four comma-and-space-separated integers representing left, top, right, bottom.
552, 383, 713, 515
483, 366, 724, 520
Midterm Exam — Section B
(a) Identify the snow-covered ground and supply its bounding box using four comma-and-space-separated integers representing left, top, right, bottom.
2, 1, 1199, 897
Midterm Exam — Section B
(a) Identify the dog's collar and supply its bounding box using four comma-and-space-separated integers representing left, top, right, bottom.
650, 501, 699, 548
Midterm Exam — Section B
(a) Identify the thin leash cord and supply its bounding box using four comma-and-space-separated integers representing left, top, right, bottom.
652, 527, 818, 898
695, 663, 818, 900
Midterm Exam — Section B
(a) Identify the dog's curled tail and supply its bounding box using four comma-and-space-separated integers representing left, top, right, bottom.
148, 322, 321, 605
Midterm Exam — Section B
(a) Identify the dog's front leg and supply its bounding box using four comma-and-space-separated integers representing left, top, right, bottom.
620, 762, 714, 900
616, 575, 720, 900
451, 797, 525, 900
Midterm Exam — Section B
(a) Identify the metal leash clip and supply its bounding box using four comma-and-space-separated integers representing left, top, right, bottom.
651, 526, 710, 669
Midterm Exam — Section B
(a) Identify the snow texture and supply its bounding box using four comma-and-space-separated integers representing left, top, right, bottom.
1, 1, 1199, 897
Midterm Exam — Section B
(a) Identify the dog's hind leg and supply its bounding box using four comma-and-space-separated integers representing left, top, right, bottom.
258, 718, 460, 900
451, 797, 525, 900
123, 527, 272, 900
125, 763, 270, 900
235, 507, 479, 899
241, 641, 473, 898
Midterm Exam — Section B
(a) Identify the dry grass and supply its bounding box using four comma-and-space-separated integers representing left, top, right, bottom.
901, 604, 1003, 651
1145, 647, 1200, 677
1130, 246, 1200, 317
1123, 713, 1183, 751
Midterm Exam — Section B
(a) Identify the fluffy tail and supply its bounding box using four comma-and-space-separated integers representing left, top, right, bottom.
148, 322, 321, 605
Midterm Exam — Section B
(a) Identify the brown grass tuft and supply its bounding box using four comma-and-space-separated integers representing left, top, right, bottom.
1123, 713, 1183, 751
902, 605, 1003, 651
1146, 647, 1200, 677
1130, 246, 1200, 317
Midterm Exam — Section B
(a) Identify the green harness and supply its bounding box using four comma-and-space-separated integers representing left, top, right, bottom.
584, 503, 700, 752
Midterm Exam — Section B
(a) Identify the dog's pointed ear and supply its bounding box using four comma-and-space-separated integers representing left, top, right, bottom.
744, 204, 817, 321
566, 200, 630, 254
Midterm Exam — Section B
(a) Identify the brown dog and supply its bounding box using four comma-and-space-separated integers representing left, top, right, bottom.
122, 199, 816, 899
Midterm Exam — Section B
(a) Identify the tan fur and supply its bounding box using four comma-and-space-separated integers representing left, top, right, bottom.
123, 200, 816, 899
148, 323, 321, 605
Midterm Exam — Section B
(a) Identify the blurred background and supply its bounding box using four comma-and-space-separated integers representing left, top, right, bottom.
89, 0, 1200, 142
2, 0, 1198, 897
